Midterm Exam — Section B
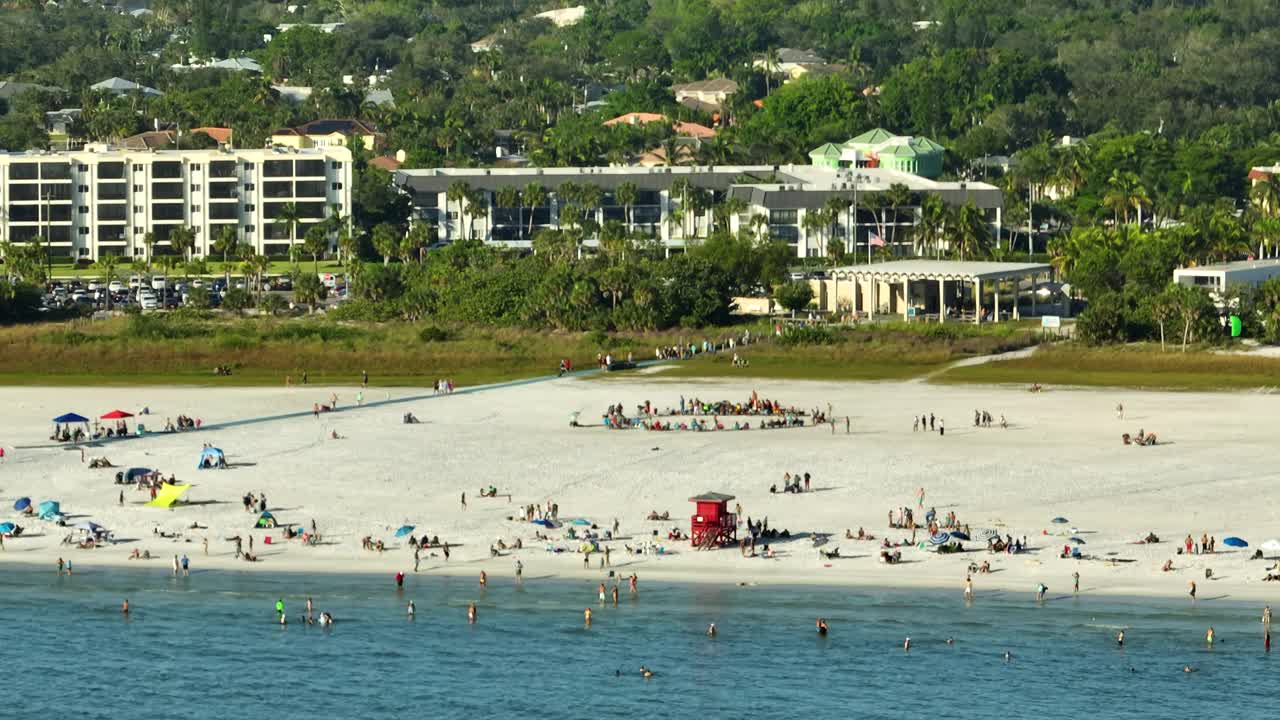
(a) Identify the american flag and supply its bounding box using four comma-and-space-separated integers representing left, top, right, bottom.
868, 232, 885, 247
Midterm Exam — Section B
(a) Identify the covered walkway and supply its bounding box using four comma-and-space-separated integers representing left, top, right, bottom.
817, 260, 1054, 323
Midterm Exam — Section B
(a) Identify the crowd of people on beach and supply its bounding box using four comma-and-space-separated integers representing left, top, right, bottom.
771, 472, 814, 494
163, 415, 202, 432
433, 379, 455, 395
912, 413, 946, 435
598, 392, 817, 432
1122, 428, 1160, 446
972, 410, 1006, 429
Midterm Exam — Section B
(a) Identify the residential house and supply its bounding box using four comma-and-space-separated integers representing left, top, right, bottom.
270, 119, 382, 151
120, 127, 234, 150
533, 6, 586, 27
603, 112, 716, 140
0, 80, 63, 103
752, 48, 840, 82
673, 79, 738, 113
44, 108, 81, 147
809, 128, 945, 179
90, 77, 163, 97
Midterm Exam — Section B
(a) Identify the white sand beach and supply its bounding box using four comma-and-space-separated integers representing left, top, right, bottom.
2, 376, 1278, 602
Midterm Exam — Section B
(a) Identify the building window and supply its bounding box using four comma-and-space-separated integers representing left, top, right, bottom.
242, 162, 254, 171
190, 184, 201, 192
78, 206, 88, 214
770, 209, 798, 225
77, 185, 88, 193
191, 205, 201, 213
78, 227, 90, 236
189, 164, 201, 171
244, 183, 255, 191
97, 162, 125, 179
132, 164, 144, 171
244, 204, 255, 212
78, 164, 88, 172
133, 185, 143, 193
134, 205, 144, 214
133, 227, 144, 235
330, 161, 343, 169
331, 182, 343, 190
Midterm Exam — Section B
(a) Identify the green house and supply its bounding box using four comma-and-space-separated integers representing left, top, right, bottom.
811, 128, 945, 178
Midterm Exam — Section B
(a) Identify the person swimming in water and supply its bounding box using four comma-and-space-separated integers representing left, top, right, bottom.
945, 637, 955, 645
1003, 651, 1013, 662
1206, 627, 1215, 645
584, 608, 593, 626
640, 666, 654, 679
706, 623, 717, 637
121, 598, 130, 615
467, 602, 477, 624
816, 618, 829, 636
1117, 630, 1125, 646
407, 600, 416, 618
903, 637, 911, 651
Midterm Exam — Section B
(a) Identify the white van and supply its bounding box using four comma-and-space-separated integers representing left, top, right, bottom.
151, 276, 169, 291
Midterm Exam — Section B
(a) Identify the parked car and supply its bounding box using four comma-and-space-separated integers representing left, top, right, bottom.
108, 280, 125, 293
128, 276, 142, 289
151, 276, 169, 291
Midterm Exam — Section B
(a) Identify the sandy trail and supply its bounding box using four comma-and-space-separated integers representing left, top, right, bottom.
1, 377, 1278, 603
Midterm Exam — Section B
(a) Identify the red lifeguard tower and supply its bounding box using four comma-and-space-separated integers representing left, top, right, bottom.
689, 492, 737, 550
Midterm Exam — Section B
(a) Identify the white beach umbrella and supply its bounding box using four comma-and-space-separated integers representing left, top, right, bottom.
1260, 539, 1280, 555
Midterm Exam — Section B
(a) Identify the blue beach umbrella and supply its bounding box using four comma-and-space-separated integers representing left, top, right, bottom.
13, 497, 30, 511
570, 518, 591, 526
950, 531, 970, 541
1223, 537, 1248, 548
394, 525, 415, 538
1051, 517, 1069, 524
0, 522, 14, 534
1070, 537, 1086, 545
52, 413, 89, 424
532, 519, 553, 528
929, 532, 951, 545
37, 500, 59, 515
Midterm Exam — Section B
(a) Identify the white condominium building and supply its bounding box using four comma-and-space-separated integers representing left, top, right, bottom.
0, 145, 351, 261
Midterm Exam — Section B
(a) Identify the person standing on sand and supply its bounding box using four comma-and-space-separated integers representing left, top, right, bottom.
1116, 402, 1124, 420
1073, 571, 1080, 593
362, 370, 368, 388
1189, 581, 1197, 601
202, 538, 208, 556
414, 548, 421, 573
917, 487, 926, 508
119, 490, 124, 506
461, 492, 466, 510
929, 414, 935, 431
443, 542, 451, 561
939, 421, 945, 437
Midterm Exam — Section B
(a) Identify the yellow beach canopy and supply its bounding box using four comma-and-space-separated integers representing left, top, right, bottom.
147, 483, 192, 508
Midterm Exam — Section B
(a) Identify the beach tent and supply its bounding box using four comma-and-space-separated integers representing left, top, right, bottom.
76, 521, 108, 536
0, 522, 15, 535
1261, 539, 1280, 555
196, 447, 226, 469
950, 531, 970, 541
100, 410, 134, 420
147, 483, 191, 509
570, 518, 591, 526
256, 511, 277, 529
1223, 536, 1248, 548
531, 519, 555, 528
124, 467, 152, 483
395, 525, 415, 538
52, 413, 89, 424
37, 500, 61, 519
13, 497, 30, 512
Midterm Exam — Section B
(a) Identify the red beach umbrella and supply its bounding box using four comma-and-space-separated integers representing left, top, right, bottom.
100, 410, 134, 419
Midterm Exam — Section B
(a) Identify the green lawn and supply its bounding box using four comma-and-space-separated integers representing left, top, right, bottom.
933, 345, 1280, 390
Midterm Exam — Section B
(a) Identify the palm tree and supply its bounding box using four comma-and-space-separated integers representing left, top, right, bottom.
464, 191, 488, 241
884, 183, 912, 254
94, 254, 120, 311
748, 213, 769, 242
918, 195, 948, 259
158, 255, 176, 306
495, 186, 520, 237
142, 231, 157, 264
273, 202, 301, 244
303, 224, 327, 273
446, 181, 471, 241
760, 47, 781, 95
1104, 171, 1149, 226
952, 202, 992, 261
211, 226, 238, 285
169, 226, 196, 262
615, 182, 638, 233
372, 223, 398, 265
523, 182, 547, 239
402, 223, 431, 262
1250, 174, 1280, 219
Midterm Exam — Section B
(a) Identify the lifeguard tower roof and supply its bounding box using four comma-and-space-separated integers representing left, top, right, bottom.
689, 492, 735, 503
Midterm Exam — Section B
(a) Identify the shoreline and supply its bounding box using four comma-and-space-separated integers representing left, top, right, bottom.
4, 555, 1273, 611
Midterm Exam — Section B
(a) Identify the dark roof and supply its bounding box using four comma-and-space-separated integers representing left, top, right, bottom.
689, 492, 735, 503
394, 168, 806, 196
727, 184, 1003, 210
296, 119, 378, 136
0, 80, 63, 100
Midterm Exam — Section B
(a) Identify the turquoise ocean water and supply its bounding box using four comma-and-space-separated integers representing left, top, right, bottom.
4, 565, 1274, 719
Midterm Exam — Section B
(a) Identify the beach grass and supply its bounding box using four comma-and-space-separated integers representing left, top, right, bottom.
933, 344, 1280, 390
0, 316, 765, 387
598, 321, 1043, 382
